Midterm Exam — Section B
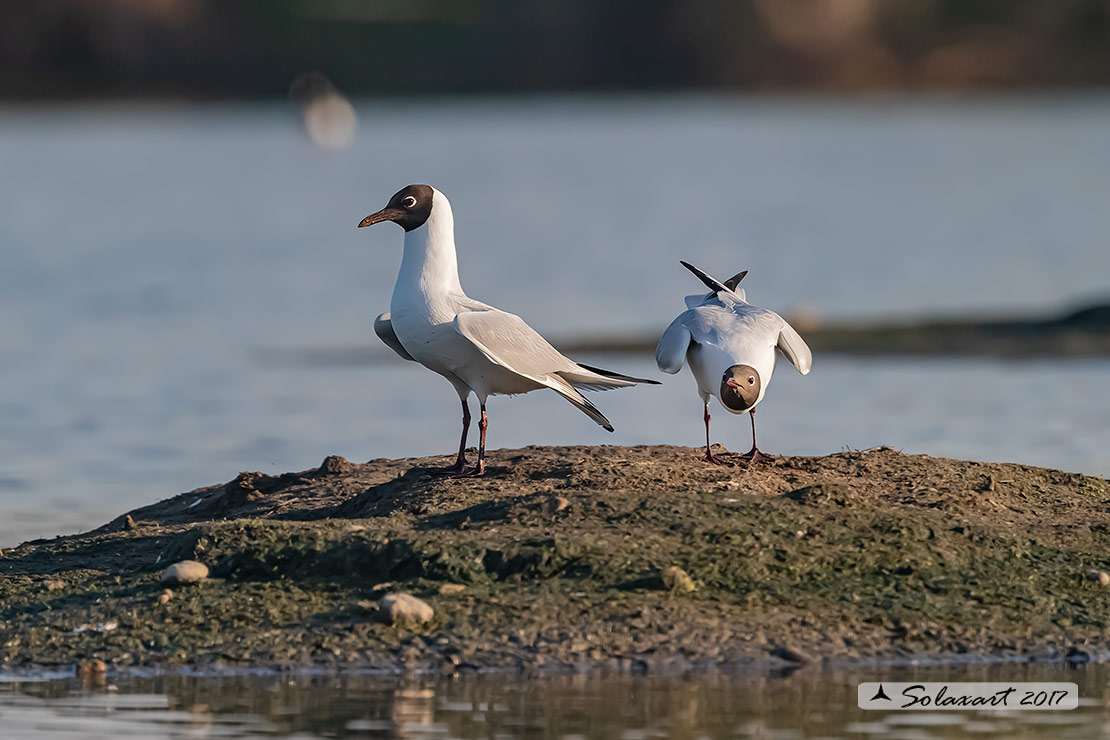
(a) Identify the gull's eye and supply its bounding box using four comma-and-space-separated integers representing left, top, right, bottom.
748, 376, 755, 385
402, 195, 417, 208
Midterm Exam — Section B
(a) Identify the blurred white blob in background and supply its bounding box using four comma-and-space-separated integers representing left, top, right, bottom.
289, 71, 357, 149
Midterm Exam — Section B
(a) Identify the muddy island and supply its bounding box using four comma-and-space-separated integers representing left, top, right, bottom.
2, 445, 1108, 674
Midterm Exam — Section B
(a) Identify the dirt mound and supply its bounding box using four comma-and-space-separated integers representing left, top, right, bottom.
1, 445, 1107, 672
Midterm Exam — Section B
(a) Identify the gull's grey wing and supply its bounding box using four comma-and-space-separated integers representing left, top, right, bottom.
658, 304, 745, 373
453, 309, 615, 430
660, 300, 811, 376
453, 308, 578, 379
656, 314, 693, 374
683, 294, 706, 309
776, 319, 812, 375
373, 313, 415, 362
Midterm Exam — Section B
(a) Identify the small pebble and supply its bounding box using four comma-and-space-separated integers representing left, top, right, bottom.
438, 583, 467, 595
1085, 569, 1110, 585
542, 495, 571, 515
1066, 646, 1091, 664
76, 659, 107, 679
156, 589, 173, 605
160, 560, 209, 586
770, 645, 812, 664
661, 566, 695, 592
378, 593, 434, 627
45, 579, 66, 591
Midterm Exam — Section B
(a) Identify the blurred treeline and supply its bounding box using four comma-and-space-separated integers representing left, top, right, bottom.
3, 0, 1109, 99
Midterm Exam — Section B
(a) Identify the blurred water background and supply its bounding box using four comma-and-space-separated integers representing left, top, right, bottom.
2, 663, 1108, 740
1, 95, 1109, 545
5, 4, 1110, 738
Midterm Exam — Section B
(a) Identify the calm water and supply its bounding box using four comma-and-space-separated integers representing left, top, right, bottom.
2, 664, 1109, 739
2, 95, 1110, 545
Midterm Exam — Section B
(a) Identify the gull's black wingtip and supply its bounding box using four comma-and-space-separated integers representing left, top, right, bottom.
577, 363, 661, 385
679, 260, 729, 293
724, 270, 748, 291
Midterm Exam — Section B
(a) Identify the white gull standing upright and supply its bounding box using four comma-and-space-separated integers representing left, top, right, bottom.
358, 184, 658, 476
655, 261, 812, 464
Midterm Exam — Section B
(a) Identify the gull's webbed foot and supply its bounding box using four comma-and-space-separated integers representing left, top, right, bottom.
738, 448, 772, 464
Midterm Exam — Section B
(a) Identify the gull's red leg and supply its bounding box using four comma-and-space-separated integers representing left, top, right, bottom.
437, 398, 471, 475
739, 409, 770, 463
454, 405, 487, 477
701, 402, 726, 465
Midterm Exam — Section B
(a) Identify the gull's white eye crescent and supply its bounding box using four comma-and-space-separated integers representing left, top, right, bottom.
402, 195, 417, 208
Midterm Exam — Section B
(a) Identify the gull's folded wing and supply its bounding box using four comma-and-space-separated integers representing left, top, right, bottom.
453, 309, 615, 431
684, 294, 706, 309
655, 315, 692, 374
681, 265, 748, 308
685, 286, 746, 309
373, 313, 415, 362
776, 319, 812, 375
453, 309, 570, 378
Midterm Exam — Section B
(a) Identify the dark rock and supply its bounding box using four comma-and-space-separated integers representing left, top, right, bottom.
1066, 646, 1091, 663
318, 455, 355, 475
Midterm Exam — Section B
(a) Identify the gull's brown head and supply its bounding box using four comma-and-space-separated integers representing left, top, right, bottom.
358, 184, 434, 232
720, 364, 760, 412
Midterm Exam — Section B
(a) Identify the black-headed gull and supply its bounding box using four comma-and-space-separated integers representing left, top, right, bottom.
359, 184, 659, 476
655, 261, 812, 464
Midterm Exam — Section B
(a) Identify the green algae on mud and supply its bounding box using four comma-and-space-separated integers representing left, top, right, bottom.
2, 445, 1109, 673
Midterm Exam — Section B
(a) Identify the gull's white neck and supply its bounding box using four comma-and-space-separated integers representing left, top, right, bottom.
393, 190, 465, 312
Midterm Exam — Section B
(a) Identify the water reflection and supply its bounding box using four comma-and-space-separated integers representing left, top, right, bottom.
1, 664, 1107, 739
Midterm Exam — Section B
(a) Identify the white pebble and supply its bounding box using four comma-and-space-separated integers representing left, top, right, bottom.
378, 593, 434, 626
160, 560, 209, 586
